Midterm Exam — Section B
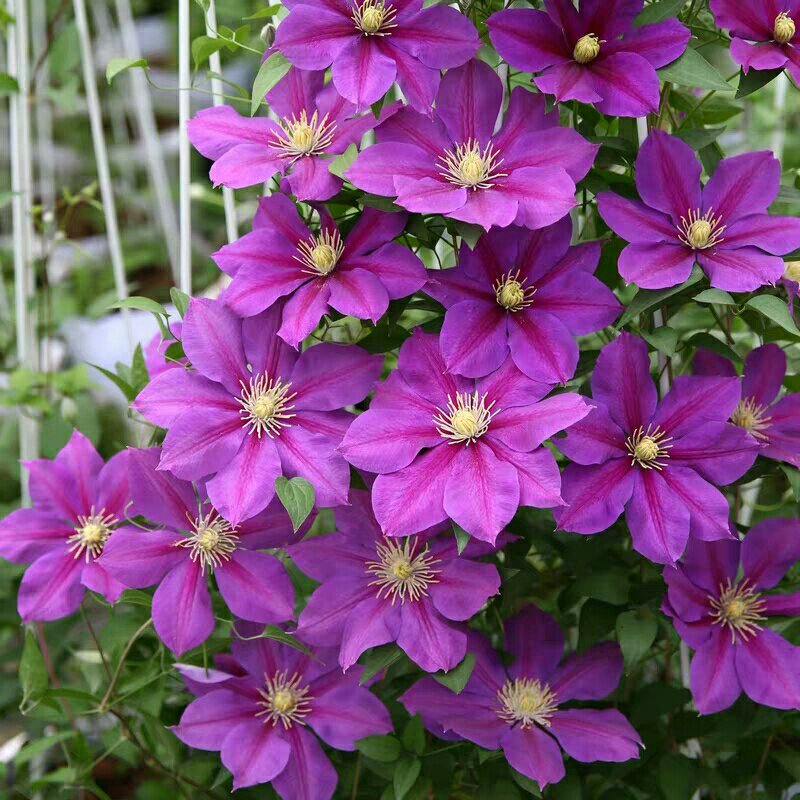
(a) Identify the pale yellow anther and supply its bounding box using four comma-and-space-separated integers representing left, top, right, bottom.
687, 219, 712, 248
310, 243, 338, 274
352, 0, 397, 35
634, 437, 659, 462
459, 152, 487, 187
361, 5, 384, 32
197, 527, 221, 552
291, 123, 315, 152
392, 560, 413, 581
784, 261, 800, 283
498, 280, 525, 309
272, 689, 295, 714
81, 522, 106, 545
774, 12, 795, 43
451, 408, 480, 439
573, 33, 601, 64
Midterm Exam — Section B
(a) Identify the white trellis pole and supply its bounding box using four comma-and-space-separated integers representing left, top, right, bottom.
205, 0, 238, 244
31, 0, 55, 215
178, 0, 192, 294
72, 0, 133, 350
113, 0, 181, 279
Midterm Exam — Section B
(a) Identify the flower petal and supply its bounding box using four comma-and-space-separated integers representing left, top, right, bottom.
555, 459, 634, 533
398, 599, 467, 672
555, 404, 627, 466
271, 725, 338, 800
550, 642, 623, 702
700, 246, 786, 292
743, 342, 786, 407
440, 299, 508, 378
597, 192, 676, 244
436, 59, 502, 145
297, 577, 373, 646
721, 213, 800, 255
505, 605, 564, 682
0, 509, 71, 563
429, 559, 501, 622
591, 52, 661, 117
690, 628, 741, 714
187, 105, 281, 160
618, 242, 695, 289
702, 151, 780, 223
341, 593, 403, 670
501, 724, 565, 792
735, 628, 800, 710
659, 466, 733, 543
216, 549, 294, 624
128, 447, 197, 530
327, 267, 391, 322
549, 708, 641, 763
17, 549, 85, 622
171, 689, 256, 750
331, 35, 397, 109
274, 5, 354, 70
222, 718, 292, 791
209, 143, 285, 189
652, 375, 741, 437
507, 309, 579, 385
488, 8, 570, 72
742, 517, 800, 590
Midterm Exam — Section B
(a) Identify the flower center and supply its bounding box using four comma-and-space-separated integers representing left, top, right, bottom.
784, 260, 800, 283
237, 374, 296, 439
352, 0, 397, 35
709, 578, 767, 643
731, 398, 772, 440
68, 507, 116, 561
434, 390, 498, 445
366, 537, 441, 604
774, 12, 795, 43
494, 269, 535, 311
573, 33, 601, 63
175, 511, 239, 573
625, 424, 673, 471
256, 670, 313, 728
438, 139, 507, 191
271, 110, 337, 162
496, 679, 559, 729
295, 229, 344, 277
677, 208, 726, 250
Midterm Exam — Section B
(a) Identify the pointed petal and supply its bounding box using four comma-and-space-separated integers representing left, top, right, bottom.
216, 549, 294, 624
505, 605, 564, 682
549, 708, 641, 763
555, 459, 634, 533
699, 246, 785, 292
618, 242, 695, 289
222, 719, 292, 791
271, 725, 338, 800
742, 517, 800, 590
340, 594, 402, 670
17, 549, 85, 622
690, 628, 740, 714
550, 642, 623, 702
398, 599, 467, 672
429, 559, 500, 621
702, 151, 780, 223
436, 59, 502, 145
128, 447, 197, 530
501, 725, 565, 791
735, 629, 800, 710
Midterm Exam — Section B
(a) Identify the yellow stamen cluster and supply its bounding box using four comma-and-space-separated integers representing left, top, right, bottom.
784, 261, 800, 283
352, 0, 397, 35
731, 398, 772, 441
494, 269, 535, 311
272, 110, 337, 162
677, 208, 726, 250
439, 139, 507, 191
67, 507, 117, 561
573, 33, 601, 64
366, 537, 441, 604
625, 424, 673, 471
256, 670, 313, 728
496, 679, 559, 729
434, 391, 498, 445
175, 511, 239, 573
709, 578, 767, 643
295, 229, 345, 277
237, 374, 297, 439
774, 12, 795, 43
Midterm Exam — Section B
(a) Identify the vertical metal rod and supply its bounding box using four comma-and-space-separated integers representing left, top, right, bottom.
72, 0, 133, 349
178, 0, 192, 294
31, 0, 55, 213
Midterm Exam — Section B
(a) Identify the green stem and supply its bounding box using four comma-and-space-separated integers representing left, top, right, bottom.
99, 616, 152, 711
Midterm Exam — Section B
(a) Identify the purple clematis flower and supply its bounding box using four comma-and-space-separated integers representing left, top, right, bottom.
0, 431, 129, 621
215, 193, 427, 348
597, 129, 800, 292
711, 0, 800, 82
132, 298, 382, 524
143, 322, 185, 379
694, 343, 800, 468
98, 448, 297, 656
171, 635, 392, 797
400, 606, 642, 790
187, 68, 376, 199
289, 490, 501, 672
346, 60, 598, 232
426, 218, 621, 383
555, 333, 761, 565
339, 329, 591, 544
488, 0, 689, 117
273, 0, 479, 112
662, 518, 800, 714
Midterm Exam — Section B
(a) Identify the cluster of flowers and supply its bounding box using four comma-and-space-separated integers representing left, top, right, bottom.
3, 1, 800, 798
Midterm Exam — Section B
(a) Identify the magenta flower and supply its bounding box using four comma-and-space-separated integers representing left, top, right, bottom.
488, 0, 689, 117
598, 130, 800, 291
290, 490, 501, 672
143, 322, 185, 379
694, 343, 800, 468
340, 330, 591, 544
132, 298, 382, 524
400, 606, 642, 791
711, 0, 800, 81
426, 218, 621, 383
346, 60, 598, 232
171, 635, 392, 796
98, 448, 296, 655
187, 68, 376, 199
215, 194, 427, 348
273, 0, 479, 112
0, 431, 129, 621
662, 518, 800, 714
555, 333, 761, 565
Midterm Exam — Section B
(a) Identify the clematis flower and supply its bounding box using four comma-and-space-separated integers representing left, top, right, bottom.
400, 606, 642, 790
694, 343, 800, 468
187, 68, 376, 199
132, 298, 382, 524
488, 0, 689, 117
346, 60, 598, 232
339, 329, 591, 544
710, 0, 800, 82
143, 322, 184, 379
597, 130, 800, 291
98, 448, 297, 656
662, 518, 800, 714
0, 431, 129, 621
555, 333, 761, 565
289, 490, 501, 672
171, 634, 392, 797
272, 0, 479, 112
215, 193, 427, 348
426, 218, 620, 383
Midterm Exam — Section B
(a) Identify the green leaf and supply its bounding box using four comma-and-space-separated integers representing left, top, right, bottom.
359, 643, 404, 684
617, 265, 703, 328
327, 143, 358, 178
578, 600, 618, 652
108, 296, 169, 317
454, 220, 483, 250
244, 5, 282, 19
433, 652, 475, 694
356, 734, 402, 762
192, 35, 226, 71
674, 126, 725, 151
781, 465, 800, 502
642, 325, 679, 357
131, 344, 149, 393
658, 754, 699, 800
257, 625, 315, 657
274, 476, 315, 533
693, 288, 736, 305
89, 363, 137, 402
452, 523, 470, 555
19, 630, 49, 712
106, 57, 148, 85
170, 287, 191, 318
14, 732, 77, 767
394, 756, 422, 800
736, 67, 783, 98
402, 715, 426, 756
616, 609, 658, 668
510, 768, 542, 797
634, 0, 686, 25
251, 51, 291, 116
746, 295, 800, 336
657, 48, 733, 92
687, 332, 741, 363
0, 71, 19, 94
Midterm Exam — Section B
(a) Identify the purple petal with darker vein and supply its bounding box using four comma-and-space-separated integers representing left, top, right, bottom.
209, 143, 285, 190
741, 517, 800, 590
735, 628, 800, 710
555, 404, 627, 466
505, 605, 564, 682
549, 642, 623, 702
436, 59, 502, 145
549, 708, 641, 763
702, 150, 780, 223
222, 718, 292, 791
0, 509, 71, 564
618, 241, 695, 289
271, 725, 338, 800
331, 35, 397, 109
398, 599, 467, 672
591, 52, 661, 118
487, 8, 570, 72
597, 192, 676, 244
340, 594, 402, 670
743, 343, 786, 407
17, 549, 86, 622
555, 459, 634, 533
429, 559, 501, 621
171, 689, 256, 750
501, 724, 565, 791
690, 628, 741, 714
